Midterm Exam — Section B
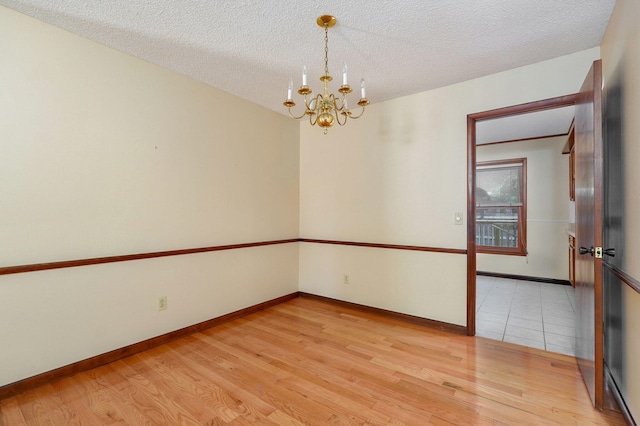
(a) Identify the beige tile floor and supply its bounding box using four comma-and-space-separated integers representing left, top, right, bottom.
476, 275, 576, 356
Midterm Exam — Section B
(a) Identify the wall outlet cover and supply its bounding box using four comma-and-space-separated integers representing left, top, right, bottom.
455, 212, 464, 225
158, 296, 167, 311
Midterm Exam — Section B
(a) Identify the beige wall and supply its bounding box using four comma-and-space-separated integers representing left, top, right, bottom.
0, 6, 300, 386
0, 1, 615, 393
476, 136, 570, 280
300, 48, 600, 326
601, 0, 640, 419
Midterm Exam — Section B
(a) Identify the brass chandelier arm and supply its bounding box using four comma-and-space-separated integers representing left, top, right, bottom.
286, 93, 368, 122
309, 112, 318, 126
286, 107, 308, 120
282, 15, 369, 133
335, 109, 348, 126
346, 105, 366, 119
286, 94, 322, 119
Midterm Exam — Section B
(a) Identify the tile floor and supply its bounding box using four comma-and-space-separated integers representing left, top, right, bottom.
476, 275, 576, 356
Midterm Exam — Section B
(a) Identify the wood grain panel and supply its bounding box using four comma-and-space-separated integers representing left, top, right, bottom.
575, 59, 604, 408
0, 297, 624, 425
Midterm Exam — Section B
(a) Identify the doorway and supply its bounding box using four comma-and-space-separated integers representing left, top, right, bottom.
467, 60, 605, 409
471, 102, 578, 354
465, 94, 578, 337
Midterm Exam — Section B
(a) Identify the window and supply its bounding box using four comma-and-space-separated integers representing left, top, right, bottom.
476, 158, 527, 255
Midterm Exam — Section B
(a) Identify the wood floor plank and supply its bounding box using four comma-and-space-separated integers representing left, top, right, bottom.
1, 296, 625, 425
166, 336, 279, 418
133, 348, 243, 423
49, 376, 110, 425
74, 365, 152, 424
15, 384, 76, 425
0, 396, 27, 426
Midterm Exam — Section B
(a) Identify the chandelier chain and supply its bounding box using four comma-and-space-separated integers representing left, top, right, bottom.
324, 23, 329, 76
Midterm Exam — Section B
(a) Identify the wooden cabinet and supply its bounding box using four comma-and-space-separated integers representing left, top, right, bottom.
563, 122, 576, 200
563, 121, 576, 286
569, 144, 575, 201
568, 234, 576, 287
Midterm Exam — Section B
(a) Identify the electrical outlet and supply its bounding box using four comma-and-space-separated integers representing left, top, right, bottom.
158, 296, 167, 311
343, 274, 350, 285
455, 212, 463, 225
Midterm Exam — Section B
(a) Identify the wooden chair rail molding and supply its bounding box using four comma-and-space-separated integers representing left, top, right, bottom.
299, 238, 467, 255
0, 239, 299, 276
0, 238, 466, 277
605, 261, 640, 295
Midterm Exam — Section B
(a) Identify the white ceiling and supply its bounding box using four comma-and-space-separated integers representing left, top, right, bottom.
0, 1, 615, 116
477, 106, 575, 145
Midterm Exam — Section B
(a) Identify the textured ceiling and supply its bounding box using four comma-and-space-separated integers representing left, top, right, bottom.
1, 1, 615, 115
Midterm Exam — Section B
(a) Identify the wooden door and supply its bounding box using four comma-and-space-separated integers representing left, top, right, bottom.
574, 60, 603, 409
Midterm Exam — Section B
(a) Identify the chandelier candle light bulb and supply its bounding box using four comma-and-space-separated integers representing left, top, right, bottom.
342, 62, 348, 86
283, 15, 369, 134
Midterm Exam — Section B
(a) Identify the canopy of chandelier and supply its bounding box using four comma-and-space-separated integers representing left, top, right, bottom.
283, 15, 369, 134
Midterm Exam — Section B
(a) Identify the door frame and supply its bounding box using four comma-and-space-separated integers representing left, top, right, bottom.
466, 94, 579, 336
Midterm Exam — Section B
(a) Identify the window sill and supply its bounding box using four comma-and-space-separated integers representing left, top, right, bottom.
477, 248, 528, 257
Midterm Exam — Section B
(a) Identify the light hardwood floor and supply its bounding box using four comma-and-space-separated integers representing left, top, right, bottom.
0, 296, 625, 425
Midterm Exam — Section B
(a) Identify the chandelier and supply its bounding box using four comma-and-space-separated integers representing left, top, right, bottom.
283, 15, 369, 134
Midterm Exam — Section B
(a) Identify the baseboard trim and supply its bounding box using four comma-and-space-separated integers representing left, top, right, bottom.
0, 292, 299, 400
477, 271, 571, 286
605, 363, 636, 425
298, 292, 467, 336
1, 291, 468, 399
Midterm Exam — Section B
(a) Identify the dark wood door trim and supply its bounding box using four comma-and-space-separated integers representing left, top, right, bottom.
466, 93, 579, 337
469, 94, 578, 121
466, 115, 477, 336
